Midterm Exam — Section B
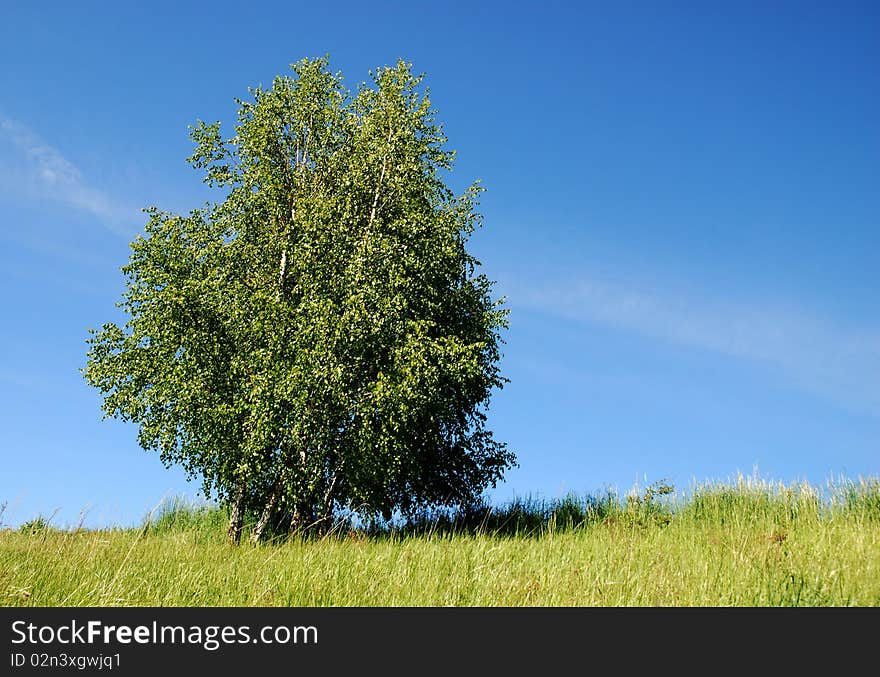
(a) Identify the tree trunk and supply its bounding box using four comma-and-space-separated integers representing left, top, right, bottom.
288, 443, 312, 535
226, 483, 246, 544
315, 471, 339, 535
289, 502, 315, 536
249, 477, 282, 543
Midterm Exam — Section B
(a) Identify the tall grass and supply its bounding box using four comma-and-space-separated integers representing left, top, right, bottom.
1, 476, 878, 606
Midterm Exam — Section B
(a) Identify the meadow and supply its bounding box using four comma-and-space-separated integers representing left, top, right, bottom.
2, 476, 878, 606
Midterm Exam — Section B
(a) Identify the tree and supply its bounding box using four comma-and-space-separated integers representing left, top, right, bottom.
84, 56, 515, 542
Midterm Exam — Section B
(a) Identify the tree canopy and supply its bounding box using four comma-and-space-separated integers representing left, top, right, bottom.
84, 56, 514, 542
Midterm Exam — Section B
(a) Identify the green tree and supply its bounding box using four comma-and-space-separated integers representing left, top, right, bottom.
84, 57, 514, 542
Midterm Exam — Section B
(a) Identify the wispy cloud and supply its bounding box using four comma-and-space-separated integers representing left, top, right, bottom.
510, 276, 880, 417
0, 115, 136, 235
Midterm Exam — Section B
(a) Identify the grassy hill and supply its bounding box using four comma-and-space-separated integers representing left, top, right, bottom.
2, 476, 878, 606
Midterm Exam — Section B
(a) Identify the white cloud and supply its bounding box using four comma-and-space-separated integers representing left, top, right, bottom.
0, 115, 136, 235
509, 276, 880, 417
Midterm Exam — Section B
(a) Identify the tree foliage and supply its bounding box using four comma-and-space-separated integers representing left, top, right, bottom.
84, 57, 514, 541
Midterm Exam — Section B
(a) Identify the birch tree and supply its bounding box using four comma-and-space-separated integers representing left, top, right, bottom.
84, 57, 514, 542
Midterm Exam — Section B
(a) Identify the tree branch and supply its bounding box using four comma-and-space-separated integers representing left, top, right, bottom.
367, 125, 394, 230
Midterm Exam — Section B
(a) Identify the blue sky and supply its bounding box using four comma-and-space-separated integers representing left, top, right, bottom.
1, 1, 877, 528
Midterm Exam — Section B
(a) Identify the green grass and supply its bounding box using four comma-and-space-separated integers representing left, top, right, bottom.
2, 476, 878, 606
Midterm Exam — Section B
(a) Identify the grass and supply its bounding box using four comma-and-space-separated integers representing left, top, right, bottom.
1, 476, 878, 606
